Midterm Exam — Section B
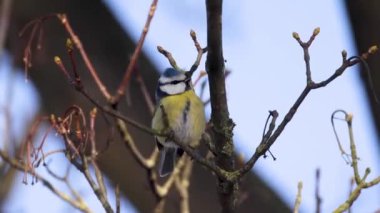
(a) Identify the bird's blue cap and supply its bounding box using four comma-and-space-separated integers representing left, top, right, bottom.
162, 68, 181, 77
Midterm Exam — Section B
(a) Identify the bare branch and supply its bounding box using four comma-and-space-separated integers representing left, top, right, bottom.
333, 110, 380, 212
175, 157, 193, 213
331, 110, 352, 163
157, 46, 182, 71
293, 181, 303, 213
0, 0, 12, 58
0, 149, 91, 212
189, 30, 207, 74
79, 155, 114, 213
115, 184, 120, 213
158, 30, 207, 75
315, 169, 322, 213
117, 119, 152, 168
136, 72, 155, 114
56, 14, 111, 100
205, 0, 238, 211
111, 0, 159, 105
233, 29, 376, 182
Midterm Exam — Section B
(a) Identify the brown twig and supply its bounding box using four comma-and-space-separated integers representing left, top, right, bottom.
189, 30, 207, 74
158, 30, 207, 75
19, 15, 53, 79
233, 29, 378, 181
292, 28, 320, 84
118, 113, 185, 203
136, 72, 155, 114
89, 108, 98, 157
205, 1, 237, 211
157, 46, 182, 72
44, 161, 87, 207
153, 200, 166, 213
151, 156, 188, 213
0, 0, 12, 58
111, 0, 159, 105
0, 149, 91, 212
193, 71, 207, 87
117, 119, 153, 168
54, 58, 162, 136
117, 116, 183, 211
50, 107, 114, 213
56, 14, 111, 100
20, 116, 50, 184
80, 155, 114, 213
115, 184, 120, 213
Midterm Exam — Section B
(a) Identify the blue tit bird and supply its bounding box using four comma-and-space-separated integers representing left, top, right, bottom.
152, 68, 206, 177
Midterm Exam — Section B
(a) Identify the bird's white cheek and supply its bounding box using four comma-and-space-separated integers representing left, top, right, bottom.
160, 83, 186, 95
159, 75, 186, 84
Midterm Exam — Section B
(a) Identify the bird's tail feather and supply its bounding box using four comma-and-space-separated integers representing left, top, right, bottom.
159, 146, 177, 177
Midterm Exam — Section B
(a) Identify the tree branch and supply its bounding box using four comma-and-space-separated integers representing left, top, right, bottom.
56, 14, 111, 100
111, 0, 158, 105
233, 30, 377, 181
206, 0, 237, 212
332, 111, 380, 212
0, 150, 91, 212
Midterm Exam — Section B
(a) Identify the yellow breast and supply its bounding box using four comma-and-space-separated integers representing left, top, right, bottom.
151, 90, 206, 147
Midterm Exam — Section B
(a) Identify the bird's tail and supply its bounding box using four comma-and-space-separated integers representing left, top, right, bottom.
159, 146, 177, 177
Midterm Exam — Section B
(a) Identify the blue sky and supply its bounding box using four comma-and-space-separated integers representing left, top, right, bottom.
1, 0, 379, 212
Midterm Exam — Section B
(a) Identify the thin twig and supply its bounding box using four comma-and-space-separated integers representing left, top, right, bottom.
331, 110, 352, 163
157, 46, 182, 71
233, 30, 377, 181
79, 155, 114, 213
293, 28, 320, 84
315, 168, 322, 213
92, 160, 108, 200
115, 184, 120, 213
0, 0, 12, 58
188, 30, 207, 74
153, 156, 187, 198
153, 200, 166, 213
333, 169, 370, 213
346, 113, 362, 184
111, 0, 159, 105
56, 14, 111, 100
116, 119, 152, 168
51, 58, 162, 136
294, 181, 303, 213
193, 71, 207, 87
333, 110, 380, 212
117, 116, 182, 208
175, 157, 193, 213
0, 149, 91, 212
347, 178, 354, 213
136, 72, 155, 114
158, 30, 207, 75
81, 89, 162, 136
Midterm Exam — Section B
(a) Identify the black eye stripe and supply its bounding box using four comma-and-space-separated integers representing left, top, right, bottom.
159, 78, 190, 86
171, 80, 182, 84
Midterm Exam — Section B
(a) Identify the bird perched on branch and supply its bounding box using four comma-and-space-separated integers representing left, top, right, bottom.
152, 68, 206, 177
